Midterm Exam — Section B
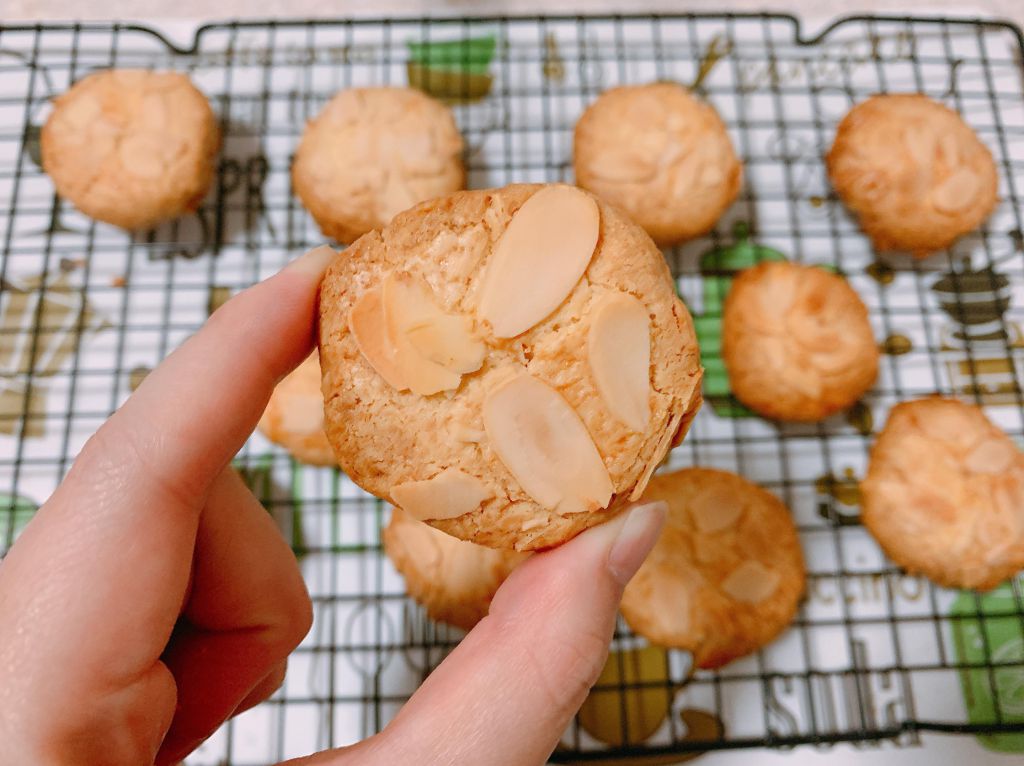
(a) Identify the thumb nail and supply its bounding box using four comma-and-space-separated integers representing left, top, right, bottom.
579, 501, 668, 587
607, 501, 667, 585
282, 244, 337, 280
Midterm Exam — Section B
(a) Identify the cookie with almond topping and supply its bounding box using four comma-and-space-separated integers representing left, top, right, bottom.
722, 261, 879, 422
258, 352, 336, 467
862, 397, 1024, 591
827, 94, 998, 256
41, 69, 219, 230
620, 467, 805, 669
292, 87, 465, 244
318, 184, 703, 551
573, 82, 742, 247
384, 507, 528, 631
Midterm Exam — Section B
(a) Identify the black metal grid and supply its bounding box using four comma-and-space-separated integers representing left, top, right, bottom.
1, 13, 1024, 763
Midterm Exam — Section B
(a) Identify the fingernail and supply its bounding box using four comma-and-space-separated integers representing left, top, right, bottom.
606, 501, 667, 586
282, 244, 337, 280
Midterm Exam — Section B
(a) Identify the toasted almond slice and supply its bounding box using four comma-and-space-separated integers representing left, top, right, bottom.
391, 468, 492, 521
932, 167, 981, 214
383, 272, 463, 395
965, 437, 1017, 475
477, 185, 600, 338
348, 287, 409, 391
721, 561, 781, 605
483, 371, 613, 515
689, 485, 744, 534
406, 314, 485, 374
630, 408, 683, 502
588, 291, 651, 432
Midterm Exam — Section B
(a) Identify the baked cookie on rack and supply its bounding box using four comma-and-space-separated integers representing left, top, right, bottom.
722, 261, 878, 422
293, 87, 465, 244
826, 94, 998, 256
41, 69, 220, 230
573, 82, 742, 247
384, 507, 528, 631
620, 467, 805, 669
861, 397, 1024, 591
318, 184, 703, 551
258, 352, 336, 467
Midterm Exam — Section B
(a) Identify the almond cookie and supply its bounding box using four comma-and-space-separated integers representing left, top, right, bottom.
293, 87, 464, 244
384, 507, 528, 630
722, 261, 878, 422
258, 352, 335, 467
41, 69, 219, 230
620, 468, 805, 669
827, 94, 998, 256
318, 184, 703, 551
862, 398, 1024, 591
573, 82, 742, 247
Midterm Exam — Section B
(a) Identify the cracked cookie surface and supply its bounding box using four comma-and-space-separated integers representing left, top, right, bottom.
862, 397, 1024, 590
722, 261, 878, 422
573, 82, 741, 247
293, 87, 464, 244
318, 184, 703, 550
827, 94, 998, 256
41, 69, 219, 230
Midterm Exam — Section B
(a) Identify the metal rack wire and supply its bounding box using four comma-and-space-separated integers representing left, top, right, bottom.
1, 13, 1024, 763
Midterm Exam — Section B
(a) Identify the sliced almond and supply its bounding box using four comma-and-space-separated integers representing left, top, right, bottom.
689, 485, 744, 534
406, 314, 485, 374
630, 408, 683, 501
477, 185, 599, 338
932, 167, 981, 214
349, 287, 409, 391
965, 437, 1017, 475
588, 291, 651, 432
391, 468, 492, 522
483, 371, 613, 515
721, 561, 781, 605
382, 272, 463, 395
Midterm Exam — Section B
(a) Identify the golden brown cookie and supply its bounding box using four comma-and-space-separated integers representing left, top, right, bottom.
722, 261, 878, 422
383, 507, 528, 630
827, 94, 998, 256
318, 184, 703, 551
574, 82, 742, 247
861, 397, 1024, 591
620, 468, 805, 669
292, 87, 464, 244
41, 69, 219, 230
258, 352, 336, 467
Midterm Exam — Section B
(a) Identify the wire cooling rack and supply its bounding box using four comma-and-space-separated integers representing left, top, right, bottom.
2, 12, 1024, 763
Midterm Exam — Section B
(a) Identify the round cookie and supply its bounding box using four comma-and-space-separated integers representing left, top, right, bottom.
292, 87, 465, 244
383, 507, 528, 631
258, 352, 336, 467
620, 468, 805, 669
827, 94, 998, 256
41, 69, 219, 230
861, 397, 1024, 591
318, 184, 704, 551
574, 82, 742, 247
722, 261, 878, 422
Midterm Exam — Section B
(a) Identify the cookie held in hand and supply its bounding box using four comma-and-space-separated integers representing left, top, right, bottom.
318, 184, 703, 550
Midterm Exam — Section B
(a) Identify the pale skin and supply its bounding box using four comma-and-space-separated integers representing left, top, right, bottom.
0, 246, 668, 766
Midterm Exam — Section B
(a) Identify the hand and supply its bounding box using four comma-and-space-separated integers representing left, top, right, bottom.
0, 247, 667, 766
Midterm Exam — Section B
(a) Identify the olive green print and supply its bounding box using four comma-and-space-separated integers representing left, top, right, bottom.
407, 35, 497, 102
578, 645, 673, 746
865, 260, 896, 285
845, 399, 874, 435
881, 333, 913, 356
542, 32, 565, 83
692, 221, 787, 418
951, 580, 1024, 752
815, 467, 862, 526
0, 272, 106, 436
